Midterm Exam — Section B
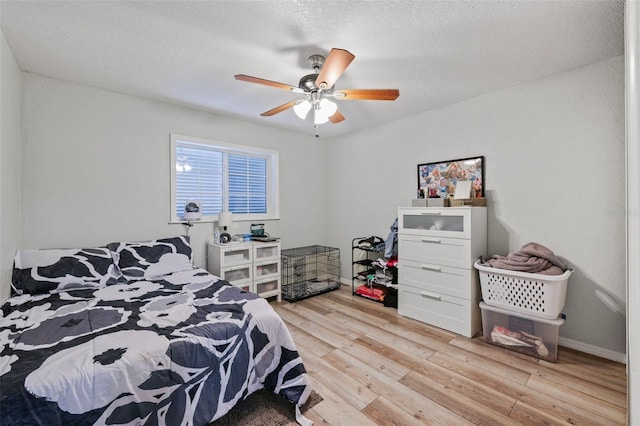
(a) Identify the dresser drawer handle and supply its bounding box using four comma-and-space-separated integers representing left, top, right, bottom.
421, 238, 442, 244
420, 264, 442, 272
420, 291, 442, 301
421, 212, 442, 216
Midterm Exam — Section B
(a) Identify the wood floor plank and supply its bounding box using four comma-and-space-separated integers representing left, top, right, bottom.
278, 316, 336, 357
507, 401, 576, 426
323, 349, 473, 425
379, 320, 463, 354
526, 371, 627, 424
352, 332, 519, 418
326, 311, 436, 359
392, 348, 519, 417
429, 345, 532, 386
295, 345, 378, 411
554, 346, 627, 375
427, 349, 618, 424
531, 367, 627, 409
307, 375, 380, 426
277, 304, 358, 350
339, 337, 412, 381
272, 285, 627, 425
279, 301, 364, 340
321, 293, 398, 325
361, 396, 435, 426
539, 348, 627, 393
400, 370, 521, 425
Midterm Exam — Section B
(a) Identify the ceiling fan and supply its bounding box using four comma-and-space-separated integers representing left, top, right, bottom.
235, 48, 399, 136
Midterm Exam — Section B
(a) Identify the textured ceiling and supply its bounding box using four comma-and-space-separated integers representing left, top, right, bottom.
0, 0, 625, 139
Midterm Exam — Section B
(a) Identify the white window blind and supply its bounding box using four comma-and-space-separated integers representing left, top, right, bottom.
170, 134, 278, 222
175, 144, 223, 217
228, 154, 267, 214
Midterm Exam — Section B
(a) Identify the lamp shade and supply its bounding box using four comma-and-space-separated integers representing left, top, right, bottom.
320, 98, 338, 116
293, 100, 311, 119
218, 212, 233, 228
313, 99, 337, 124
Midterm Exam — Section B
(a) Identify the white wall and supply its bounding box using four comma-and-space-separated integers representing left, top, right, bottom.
0, 27, 21, 302
18, 74, 329, 279
326, 57, 626, 357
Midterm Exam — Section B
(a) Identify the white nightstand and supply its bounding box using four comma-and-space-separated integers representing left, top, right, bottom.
207, 241, 281, 301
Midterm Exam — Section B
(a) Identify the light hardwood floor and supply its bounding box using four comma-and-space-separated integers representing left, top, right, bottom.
272, 284, 627, 425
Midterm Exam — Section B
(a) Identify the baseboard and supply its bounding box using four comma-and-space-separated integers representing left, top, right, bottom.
559, 336, 627, 364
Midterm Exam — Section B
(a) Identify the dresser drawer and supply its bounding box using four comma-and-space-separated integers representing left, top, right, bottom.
398, 285, 481, 338
399, 235, 472, 269
398, 207, 471, 239
399, 259, 471, 299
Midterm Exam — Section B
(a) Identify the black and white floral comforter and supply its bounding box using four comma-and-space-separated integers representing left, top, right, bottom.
0, 267, 310, 425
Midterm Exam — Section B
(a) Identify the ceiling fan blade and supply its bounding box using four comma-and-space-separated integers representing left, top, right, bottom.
235, 74, 298, 91
315, 48, 355, 89
260, 100, 298, 117
336, 89, 400, 101
329, 110, 345, 124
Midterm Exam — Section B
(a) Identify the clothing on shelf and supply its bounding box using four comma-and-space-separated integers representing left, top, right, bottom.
383, 218, 398, 259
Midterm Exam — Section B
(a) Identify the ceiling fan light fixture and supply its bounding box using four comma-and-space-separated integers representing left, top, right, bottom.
293, 100, 311, 119
235, 47, 399, 135
320, 98, 337, 117
313, 109, 329, 125
313, 98, 337, 124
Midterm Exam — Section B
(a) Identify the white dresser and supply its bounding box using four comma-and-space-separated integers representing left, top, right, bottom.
207, 241, 281, 301
397, 207, 487, 337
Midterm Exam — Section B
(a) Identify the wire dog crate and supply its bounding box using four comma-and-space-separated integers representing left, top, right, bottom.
281, 245, 341, 302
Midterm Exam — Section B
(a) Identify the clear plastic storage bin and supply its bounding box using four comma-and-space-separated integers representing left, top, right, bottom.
474, 260, 572, 319
480, 301, 564, 362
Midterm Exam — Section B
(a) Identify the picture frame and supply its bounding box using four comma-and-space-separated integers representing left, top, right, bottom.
417, 156, 485, 199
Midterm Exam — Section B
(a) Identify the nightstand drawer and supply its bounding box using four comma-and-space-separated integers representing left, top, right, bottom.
253, 243, 280, 261
220, 264, 252, 284
230, 281, 251, 293
218, 246, 252, 267
400, 259, 471, 299
398, 285, 479, 338
254, 259, 280, 280
255, 277, 280, 298
399, 235, 471, 269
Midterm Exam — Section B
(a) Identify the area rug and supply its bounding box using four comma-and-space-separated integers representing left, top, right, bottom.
209, 390, 323, 426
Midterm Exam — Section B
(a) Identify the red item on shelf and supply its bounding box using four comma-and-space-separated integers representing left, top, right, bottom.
355, 284, 386, 301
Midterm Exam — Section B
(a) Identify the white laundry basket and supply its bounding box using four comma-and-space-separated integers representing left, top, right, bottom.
474, 260, 572, 319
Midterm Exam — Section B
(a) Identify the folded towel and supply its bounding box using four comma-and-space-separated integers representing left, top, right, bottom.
486, 242, 567, 275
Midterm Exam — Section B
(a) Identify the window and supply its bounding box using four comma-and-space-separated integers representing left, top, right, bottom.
170, 134, 279, 222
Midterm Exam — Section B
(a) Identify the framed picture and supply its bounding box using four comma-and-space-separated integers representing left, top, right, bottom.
417, 156, 485, 199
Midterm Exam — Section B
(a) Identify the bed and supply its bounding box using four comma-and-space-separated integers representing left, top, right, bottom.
0, 236, 311, 425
